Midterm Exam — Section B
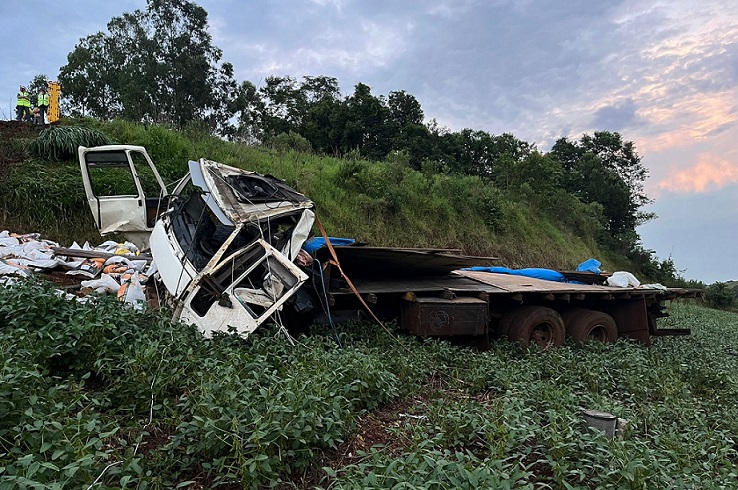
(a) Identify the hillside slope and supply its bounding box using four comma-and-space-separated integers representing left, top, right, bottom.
0, 119, 639, 275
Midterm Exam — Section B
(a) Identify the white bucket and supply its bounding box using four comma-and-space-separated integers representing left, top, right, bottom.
582, 409, 617, 438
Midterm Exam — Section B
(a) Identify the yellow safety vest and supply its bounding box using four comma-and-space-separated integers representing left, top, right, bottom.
17, 91, 31, 107
38, 93, 49, 106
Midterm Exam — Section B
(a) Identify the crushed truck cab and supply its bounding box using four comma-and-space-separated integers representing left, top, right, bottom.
80, 145, 314, 337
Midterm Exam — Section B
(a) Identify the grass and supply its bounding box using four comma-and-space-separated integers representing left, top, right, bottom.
2, 119, 629, 277
0, 278, 736, 488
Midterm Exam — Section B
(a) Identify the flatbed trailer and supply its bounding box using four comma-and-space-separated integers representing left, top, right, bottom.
75, 145, 703, 346
310, 246, 703, 348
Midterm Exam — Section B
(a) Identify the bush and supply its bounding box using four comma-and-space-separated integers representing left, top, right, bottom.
30, 126, 111, 160
268, 131, 313, 153
705, 282, 736, 309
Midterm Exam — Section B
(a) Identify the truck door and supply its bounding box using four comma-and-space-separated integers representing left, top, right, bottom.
178, 239, 309, 337
78, 145, 169, 241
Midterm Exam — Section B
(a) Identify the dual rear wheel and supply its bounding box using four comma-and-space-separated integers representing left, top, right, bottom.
561, 307, 618, 345
499, 306, 618, 348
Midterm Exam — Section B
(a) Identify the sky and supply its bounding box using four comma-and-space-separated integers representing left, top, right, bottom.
1, 0, 736, 283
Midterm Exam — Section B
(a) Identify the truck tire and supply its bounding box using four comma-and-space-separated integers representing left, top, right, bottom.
501, 306, 565, 349
562, 308, 618, 345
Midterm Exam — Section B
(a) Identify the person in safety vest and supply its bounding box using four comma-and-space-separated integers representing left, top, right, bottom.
37, 88, 49, 124
16, 86, 32, 122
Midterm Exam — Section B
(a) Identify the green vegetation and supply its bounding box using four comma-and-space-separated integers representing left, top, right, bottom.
1, 280, 736, 488
3, 3, 730, 487
705, 282, 737, 310
31, 126, 111, 161
1, 118, 665, 279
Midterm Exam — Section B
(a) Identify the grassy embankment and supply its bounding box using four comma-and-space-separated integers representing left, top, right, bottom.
0, 118, 631, 273
1, 280, 737, 488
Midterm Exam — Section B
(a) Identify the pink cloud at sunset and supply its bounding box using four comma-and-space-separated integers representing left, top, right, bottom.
636, 90, 738, 154
657, 155, 738, 194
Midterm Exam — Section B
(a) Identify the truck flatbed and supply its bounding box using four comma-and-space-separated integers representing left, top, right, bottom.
316, 249, 703, 347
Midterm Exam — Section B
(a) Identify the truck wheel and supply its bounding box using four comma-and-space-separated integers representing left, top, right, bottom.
502, 306, 565, 349
562, 308, 618, 344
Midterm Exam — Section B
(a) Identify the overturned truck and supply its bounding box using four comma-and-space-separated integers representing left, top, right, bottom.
78, 145, 701, 347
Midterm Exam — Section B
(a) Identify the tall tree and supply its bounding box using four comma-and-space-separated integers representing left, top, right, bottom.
549, 132, 650, 238
58, 32, 120, 119
580, 131, 650, 209
386, 90, 431, 167
257, 76, 303, 137
299, 77, 343, 154
231, 81, 262, 142
59, 0, 236, 133
343, 83, 392, 160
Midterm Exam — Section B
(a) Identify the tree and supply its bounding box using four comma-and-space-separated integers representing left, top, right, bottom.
387, 90, 423, 127
342, 83, 392, 160
249, 75, 345, 151
580, 131, 650, 209
232, 80, 263, 142
510, 152, 562, 196
706, 282, 736, 309
58, 32, 120, 119
300, 79, 344, 155
386, 90, 429, 167
549, 132, 651, 240
578, 153, 634, 235
257, 76, 303, 137
26, 74, 50, 98
59, 0, 236, 133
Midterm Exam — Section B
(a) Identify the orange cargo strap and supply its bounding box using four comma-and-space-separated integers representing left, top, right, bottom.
314, 214, 402, 343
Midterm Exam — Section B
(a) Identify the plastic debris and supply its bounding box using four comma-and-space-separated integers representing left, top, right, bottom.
606, 271, 641, 288
576, 258, 602, 274
463, 266, 568, 282
81, 274, 122, 295
0, 230, 151, 308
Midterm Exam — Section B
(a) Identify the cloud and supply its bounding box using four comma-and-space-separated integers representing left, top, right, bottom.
657, 154, 738, 193
636, 90, 738, 153
528, 1, 738, 152
590, 98, 640, 130
307, 0, 347, 10
222, 14, 412, 83
424, 0, 483, 18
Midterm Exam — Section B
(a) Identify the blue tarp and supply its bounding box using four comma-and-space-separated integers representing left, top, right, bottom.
304, 237, 356, 253
462, 266, 567, 282
576, 258, 602, 274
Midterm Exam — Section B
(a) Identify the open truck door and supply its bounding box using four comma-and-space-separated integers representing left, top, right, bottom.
78, 145, 170, 247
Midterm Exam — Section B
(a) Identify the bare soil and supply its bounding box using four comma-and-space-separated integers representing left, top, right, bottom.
0, 119, 44, 140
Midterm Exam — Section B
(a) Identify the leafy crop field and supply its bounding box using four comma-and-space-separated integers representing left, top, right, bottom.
1, 280, 736, 489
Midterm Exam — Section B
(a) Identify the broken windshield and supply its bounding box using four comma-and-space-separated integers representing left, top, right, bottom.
225, 174, 311, 204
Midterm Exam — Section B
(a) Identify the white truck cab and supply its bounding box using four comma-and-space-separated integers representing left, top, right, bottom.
79, 145, 314, 337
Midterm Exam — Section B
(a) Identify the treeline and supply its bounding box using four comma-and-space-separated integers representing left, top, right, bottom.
54, 0, 655, 262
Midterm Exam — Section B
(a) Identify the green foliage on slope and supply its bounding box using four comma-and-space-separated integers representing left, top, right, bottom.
0, 119, 651, 277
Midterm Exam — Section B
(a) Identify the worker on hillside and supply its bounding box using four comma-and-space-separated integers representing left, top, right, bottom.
15, 86, 32, 122
37, 88, 49, 124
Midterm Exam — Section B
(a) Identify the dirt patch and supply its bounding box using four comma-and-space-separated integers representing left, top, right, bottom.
284, 370, 484, 488
285, 393, 433, 488
41, 269, 88, 288
0, 120, 46, 140
0, 120, 45, 175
